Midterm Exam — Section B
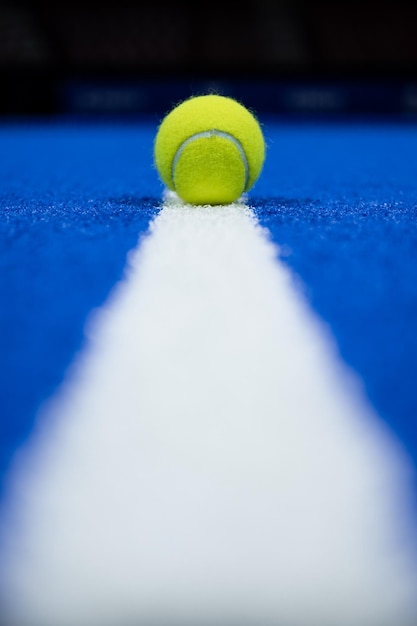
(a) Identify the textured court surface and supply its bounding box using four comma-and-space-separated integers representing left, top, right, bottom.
1, 118, 417, 625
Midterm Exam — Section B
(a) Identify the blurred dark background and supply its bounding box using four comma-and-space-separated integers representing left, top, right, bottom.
2, 0, 417, 117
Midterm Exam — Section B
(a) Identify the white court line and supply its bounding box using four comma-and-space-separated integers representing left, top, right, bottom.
1, 193, 417, 626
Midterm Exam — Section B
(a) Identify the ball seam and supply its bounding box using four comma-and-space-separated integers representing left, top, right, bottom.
171, 129, 249, 192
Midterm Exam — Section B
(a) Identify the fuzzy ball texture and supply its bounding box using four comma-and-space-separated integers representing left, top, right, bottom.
154, 94, 266, 205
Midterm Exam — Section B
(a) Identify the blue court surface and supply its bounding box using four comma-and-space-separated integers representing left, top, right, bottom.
1, 112, 417, 625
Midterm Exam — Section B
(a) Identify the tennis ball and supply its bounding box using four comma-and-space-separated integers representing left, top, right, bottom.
154, 94, 265, 205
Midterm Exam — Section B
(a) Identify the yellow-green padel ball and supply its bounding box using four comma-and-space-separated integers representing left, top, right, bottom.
154, 94, 266, 205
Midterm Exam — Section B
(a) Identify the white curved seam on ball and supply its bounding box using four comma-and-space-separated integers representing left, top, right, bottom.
171, 129, 250, 191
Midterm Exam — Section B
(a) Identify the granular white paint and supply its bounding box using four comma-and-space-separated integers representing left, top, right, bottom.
1, 193, 417, 626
